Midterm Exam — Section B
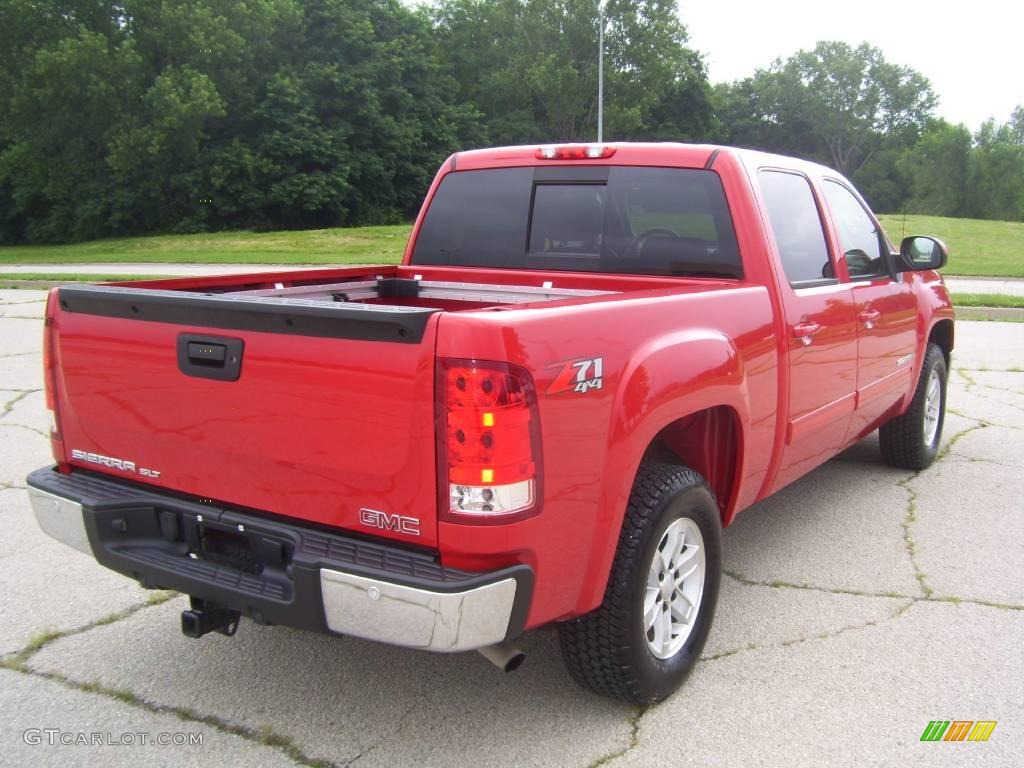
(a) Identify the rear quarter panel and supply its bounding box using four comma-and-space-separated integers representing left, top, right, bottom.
436, 284, 777, 625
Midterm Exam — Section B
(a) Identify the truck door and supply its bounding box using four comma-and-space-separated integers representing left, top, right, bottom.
820, 179, 918, 441
758, 169, 859, 490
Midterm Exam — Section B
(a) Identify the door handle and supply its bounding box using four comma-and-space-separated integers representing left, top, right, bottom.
792, 321, 822, 346
859, 309, 881, 328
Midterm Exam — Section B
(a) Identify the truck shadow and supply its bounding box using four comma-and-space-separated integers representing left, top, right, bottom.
32, 434, 910, 767
721, 433, 916, 594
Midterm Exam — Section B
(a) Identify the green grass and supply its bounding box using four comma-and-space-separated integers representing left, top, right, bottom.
0, 215, 1019, 278
0, 225, 411, 265
877, 214, 1023, 278
951, 293, 1024, 308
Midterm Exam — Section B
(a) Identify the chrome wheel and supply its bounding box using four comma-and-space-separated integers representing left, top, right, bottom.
644, 517, 706, 659
922, 367, 942, 446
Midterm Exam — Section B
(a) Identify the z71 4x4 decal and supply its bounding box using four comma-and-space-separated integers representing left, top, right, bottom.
547, 357, 604, 395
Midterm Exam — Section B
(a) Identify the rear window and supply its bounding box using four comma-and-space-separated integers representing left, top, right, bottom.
411, 166, 742, 278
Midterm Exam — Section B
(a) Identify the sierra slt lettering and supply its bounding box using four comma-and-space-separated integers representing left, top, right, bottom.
71, 449, 161, 478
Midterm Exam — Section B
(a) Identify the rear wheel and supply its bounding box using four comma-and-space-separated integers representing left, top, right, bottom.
880, 342, 948, 470
558, 463, 722, 704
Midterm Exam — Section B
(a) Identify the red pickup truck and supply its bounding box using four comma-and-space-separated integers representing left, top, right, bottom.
28, 143, 953, 703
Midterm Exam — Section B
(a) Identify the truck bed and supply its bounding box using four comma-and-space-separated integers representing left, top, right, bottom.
49, 264, 739, 552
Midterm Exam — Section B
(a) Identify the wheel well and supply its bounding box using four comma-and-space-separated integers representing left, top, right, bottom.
929, 319, 954, 370
641, 406, 740, 523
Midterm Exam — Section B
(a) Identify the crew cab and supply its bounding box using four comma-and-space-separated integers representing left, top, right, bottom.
27, 143, 953, 703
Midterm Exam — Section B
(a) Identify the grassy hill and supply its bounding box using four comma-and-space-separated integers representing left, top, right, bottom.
0, 214, 1019, 277
0, 225, 411, 265
877, 214, 1022, 278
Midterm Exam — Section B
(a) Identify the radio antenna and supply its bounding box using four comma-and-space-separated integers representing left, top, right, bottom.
597, 2, 604, 143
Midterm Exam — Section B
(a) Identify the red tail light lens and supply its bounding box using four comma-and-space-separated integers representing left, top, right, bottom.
43, 289, 63, 441
437, 359, 542, 523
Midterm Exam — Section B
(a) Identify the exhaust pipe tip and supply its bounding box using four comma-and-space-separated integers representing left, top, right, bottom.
477, 642, 526, 673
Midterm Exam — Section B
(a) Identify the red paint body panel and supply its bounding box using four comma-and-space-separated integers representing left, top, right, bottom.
53, 311, 442, 548
46, 143, 954, 632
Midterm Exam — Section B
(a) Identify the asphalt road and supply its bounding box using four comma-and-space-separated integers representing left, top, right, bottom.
1, 288, 1021, 767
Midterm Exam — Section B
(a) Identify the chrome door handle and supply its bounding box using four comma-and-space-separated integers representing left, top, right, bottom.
859, 309, 881, 329
793, 321, 822, 346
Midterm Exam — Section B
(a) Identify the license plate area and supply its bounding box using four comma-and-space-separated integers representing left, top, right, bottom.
199, 525, 262, 574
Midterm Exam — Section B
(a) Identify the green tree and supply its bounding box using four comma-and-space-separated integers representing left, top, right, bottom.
898, 120, 973, 217
429, 0, 712, 144
967, 109, 1024, 221
0, 0, 477, 242
0, 27, 142, 242
715, 41, 936, 211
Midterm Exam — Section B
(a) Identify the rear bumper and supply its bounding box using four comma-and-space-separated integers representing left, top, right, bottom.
26, 467, 532, 652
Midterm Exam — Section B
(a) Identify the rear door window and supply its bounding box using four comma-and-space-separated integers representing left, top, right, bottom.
412, 166, 742, 278
758, 170, 834, 286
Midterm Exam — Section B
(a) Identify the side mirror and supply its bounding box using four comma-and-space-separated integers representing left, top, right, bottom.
897, 236, 948, 272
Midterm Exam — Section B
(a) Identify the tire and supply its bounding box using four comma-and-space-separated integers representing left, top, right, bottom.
558, 463, 722, 704
879, 342, 948, 470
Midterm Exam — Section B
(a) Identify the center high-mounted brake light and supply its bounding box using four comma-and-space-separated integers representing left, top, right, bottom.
535, 144, 617, 160
437, 359, 543, 524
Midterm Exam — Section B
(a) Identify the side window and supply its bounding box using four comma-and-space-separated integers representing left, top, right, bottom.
758, 170, 833, 286
822, 180, 887, 279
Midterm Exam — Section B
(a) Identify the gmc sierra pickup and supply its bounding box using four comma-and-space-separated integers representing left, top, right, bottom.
28, 143, 953, 703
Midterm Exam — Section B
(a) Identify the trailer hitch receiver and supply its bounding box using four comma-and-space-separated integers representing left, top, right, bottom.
181, 597, 241, 639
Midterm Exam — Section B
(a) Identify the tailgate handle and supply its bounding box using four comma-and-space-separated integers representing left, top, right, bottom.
177, 334, 244, 381
188, 342, 226, 363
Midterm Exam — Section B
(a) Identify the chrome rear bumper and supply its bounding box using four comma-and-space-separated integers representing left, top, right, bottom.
28, 486, 91, 555
320, 570, 518, 651
27, 466, 532, 652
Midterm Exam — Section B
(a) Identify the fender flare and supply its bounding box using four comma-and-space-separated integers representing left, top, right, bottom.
574, 328, 750, 614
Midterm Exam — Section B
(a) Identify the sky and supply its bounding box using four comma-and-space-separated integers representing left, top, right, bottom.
678, 0, 1023, 131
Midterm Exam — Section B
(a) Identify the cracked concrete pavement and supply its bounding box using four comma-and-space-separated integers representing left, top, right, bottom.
0, 288, 1021, 767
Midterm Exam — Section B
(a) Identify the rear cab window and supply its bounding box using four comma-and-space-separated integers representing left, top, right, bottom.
411, 166, 743, 278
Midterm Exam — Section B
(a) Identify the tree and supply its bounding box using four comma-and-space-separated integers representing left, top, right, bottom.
0, 0, 478, 242
719, 42, 936, 176
429, 0, 712, 144
0, 27, 142, 242
898, 120, 973, 217
967, 108, 1024, 221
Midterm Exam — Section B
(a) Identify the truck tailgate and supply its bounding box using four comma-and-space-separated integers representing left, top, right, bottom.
51, 286, 441, 547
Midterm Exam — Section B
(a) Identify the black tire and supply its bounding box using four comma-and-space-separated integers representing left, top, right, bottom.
558, 463, 722, 704
879, 342, 948, 470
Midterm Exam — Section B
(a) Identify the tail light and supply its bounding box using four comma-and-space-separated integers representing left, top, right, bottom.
437, 359, 542, 524
43, 289, 64, 443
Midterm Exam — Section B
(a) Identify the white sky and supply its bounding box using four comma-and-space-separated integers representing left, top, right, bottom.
678, 0, 1023, 131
